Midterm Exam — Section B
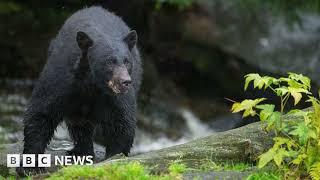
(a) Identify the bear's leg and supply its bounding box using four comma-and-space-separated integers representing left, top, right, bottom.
23, 112, 62, 154
93, 93, 137, 159
104, 131, 135, 159
102, 108, 136, 159
18, 109, 62, 176
66, 121, 95, 157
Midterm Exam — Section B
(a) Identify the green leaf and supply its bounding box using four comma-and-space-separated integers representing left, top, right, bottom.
256, 104, 275, 121
258, 148, 276, 168
280, 73, 311, 91
273, 137, 297, 150
310, 162, 320, 180
254, 77, 265, 90
291, 153, 307, 165
255, 104, 281, 130
259, 137, 297, 168
288, 72, 311, 90
306, 146, 320, 169
231, 98, 266, 118
244, 74, 278, 91
287, 87, 311, 105
266, 112, 281, 131
273, 148, 290, 167
289, 122, 312, 145
256, 104, 275, 111
275, 87, 289, 96
307, 96, 320, 123
261, 76, 279, 90
290, 89, 302, 106
286, 109, 309, 116
244, 73, 260, 91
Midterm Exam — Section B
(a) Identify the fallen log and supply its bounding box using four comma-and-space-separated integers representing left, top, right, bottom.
100, 112, 304, 172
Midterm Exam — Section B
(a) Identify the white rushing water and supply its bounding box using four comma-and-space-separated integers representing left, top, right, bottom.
132, 108, 214, 154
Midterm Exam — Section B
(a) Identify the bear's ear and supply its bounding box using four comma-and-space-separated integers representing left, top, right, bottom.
76, 31, 93, 52
123, 30, 137, 51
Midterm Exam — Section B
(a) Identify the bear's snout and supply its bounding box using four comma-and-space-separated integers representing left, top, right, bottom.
107, 65, 132, 94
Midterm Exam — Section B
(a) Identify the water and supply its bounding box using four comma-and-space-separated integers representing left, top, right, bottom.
180, 109, 214, 138
0, 93, 26, 143
132, 108, 214, 154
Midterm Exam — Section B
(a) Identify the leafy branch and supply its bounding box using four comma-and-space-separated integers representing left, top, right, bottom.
230, 72, 320, 179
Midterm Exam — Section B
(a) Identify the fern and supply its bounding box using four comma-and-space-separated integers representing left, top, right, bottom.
310, 162, 320, 180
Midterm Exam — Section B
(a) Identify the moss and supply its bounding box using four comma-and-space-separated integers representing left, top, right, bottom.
46, 162, 184, 180
190, 161, 253, 172
246, 171, 282, 180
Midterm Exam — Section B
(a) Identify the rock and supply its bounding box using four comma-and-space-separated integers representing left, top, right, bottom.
183, 0, 320, 85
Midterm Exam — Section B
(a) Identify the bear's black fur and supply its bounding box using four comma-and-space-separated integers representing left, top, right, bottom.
19, 6, 142, 174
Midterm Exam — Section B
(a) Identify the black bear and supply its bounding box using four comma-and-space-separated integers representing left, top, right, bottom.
18, 6, 142, 174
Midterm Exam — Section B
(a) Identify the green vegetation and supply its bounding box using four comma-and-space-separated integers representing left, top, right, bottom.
196, 161, 252, 172
223, 162, 252, 171
246, 171, 282, 180
47, 162, 185, 180
44, 160, 257, 180
168, 162, 187, 175
231, 73, 320, 179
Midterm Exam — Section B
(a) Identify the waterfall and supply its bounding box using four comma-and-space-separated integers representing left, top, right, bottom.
132, 108, 214, 154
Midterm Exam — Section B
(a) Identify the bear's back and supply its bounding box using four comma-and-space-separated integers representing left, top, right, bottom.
62, 6, 129, 39
48, 7, 130, 61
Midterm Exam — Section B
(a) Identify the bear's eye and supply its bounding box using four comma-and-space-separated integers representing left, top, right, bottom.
124, 59, 132, 73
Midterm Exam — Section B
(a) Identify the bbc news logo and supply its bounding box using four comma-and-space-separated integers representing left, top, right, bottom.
7, 154, 94, 167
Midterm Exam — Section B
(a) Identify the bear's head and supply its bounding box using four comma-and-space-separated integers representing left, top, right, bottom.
76, 30, 137, 95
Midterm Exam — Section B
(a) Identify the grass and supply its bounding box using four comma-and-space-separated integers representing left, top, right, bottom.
46, 161, 186, 180
246, 171, 282, 180
195, 161, 253, 172
221, 162, 252, 171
